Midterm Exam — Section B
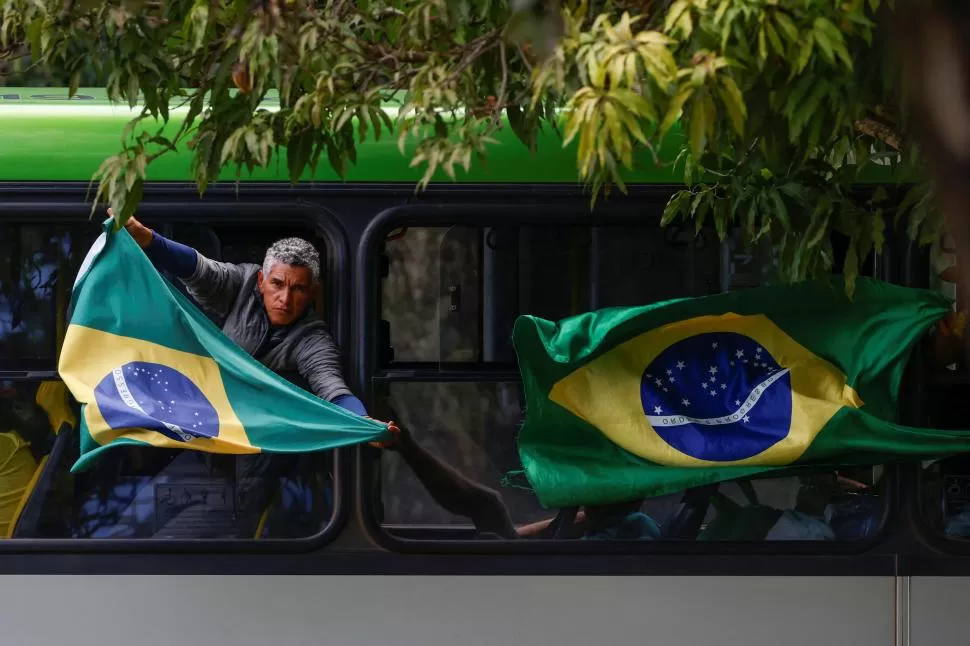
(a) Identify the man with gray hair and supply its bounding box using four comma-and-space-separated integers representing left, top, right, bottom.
113, 210, 366, 415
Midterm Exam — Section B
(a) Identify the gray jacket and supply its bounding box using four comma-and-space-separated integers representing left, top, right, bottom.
182, 254, 352, 402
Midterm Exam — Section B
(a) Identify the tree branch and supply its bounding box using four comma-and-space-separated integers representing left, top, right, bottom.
854, 117, 903, 151
493, 41, 509, 125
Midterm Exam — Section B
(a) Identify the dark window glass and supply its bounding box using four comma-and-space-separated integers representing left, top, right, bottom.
0, 220, 338, 541
918, 375, 970, 543
376, 221, 887, 542
381, 225, 722, 364
379, 381, 543, 527
0, 224, 97, 371
917, 238, 970, 545
376, 380, 885, 542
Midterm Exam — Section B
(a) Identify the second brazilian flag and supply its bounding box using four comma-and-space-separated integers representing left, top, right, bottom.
514, 278, 970, 508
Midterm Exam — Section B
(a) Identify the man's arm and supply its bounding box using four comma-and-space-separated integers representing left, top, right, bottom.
299, 338, 517, 537
332, 393, 367, 416
380, 422, 518, 539
116, 211, 246, 318
295, 329, 354, 402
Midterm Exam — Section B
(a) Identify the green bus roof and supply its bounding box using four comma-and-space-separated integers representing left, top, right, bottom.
0, 87, 893, 185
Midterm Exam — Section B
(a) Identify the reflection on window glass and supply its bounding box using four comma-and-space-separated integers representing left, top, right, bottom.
0, 380, 76, 538
919, 374, 970, 541
1, 52, 105, 89
18, 405, 337, 540
376, 219, 884, 542
0, 225, 96, 371
724, 229, 777, 291
379, 381, 544, 526
63, 450, 334, 540
922, 457, 970, 540
377, 380, 886, 541
381, 225, 722, 364
0, 221, 338, 541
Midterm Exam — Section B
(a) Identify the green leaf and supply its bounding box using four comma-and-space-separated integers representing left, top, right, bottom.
693, 190, 713, 234
896, 185, 924, 227
326, 140, 346, 178
660, 88, 693, 139
795, 33, 814, 73
124, 72, 138, 107
713, 198, 729, 240
689, 97, 707, 159
26, 18, 42, 63
765, 19, 784, 56
767, 188, 790, 231
773, 12, 799, 42
871, 211, 886, 251
664, 1, 689, 33
805, 204, 831, 249
812, 19, 836, 65
717, 76, 746, 135
714, 1, 730, 25
843, 241, 858, 298
434, 114, 448, 139
662, 190, 690, 226
287, 132, 313, 183
120, 178, 144, 223
791, 82, 829, 140
745, 194, 759, 237
815, 17, 853, 69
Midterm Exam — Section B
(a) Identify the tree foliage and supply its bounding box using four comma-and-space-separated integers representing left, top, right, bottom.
0, 0, 932, 289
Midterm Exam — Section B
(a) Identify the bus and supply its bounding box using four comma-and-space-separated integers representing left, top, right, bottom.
0, 88, 967, 646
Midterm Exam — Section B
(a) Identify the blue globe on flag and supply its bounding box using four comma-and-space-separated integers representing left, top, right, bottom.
639, 332, 793, 462
94, 361, 220, 443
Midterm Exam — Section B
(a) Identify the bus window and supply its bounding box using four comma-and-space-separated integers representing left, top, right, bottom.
374, 221, 888, 543
1, 219, 342, 542
0, 225, 96, 370
381, 224, 721, 365
379, 381, 546, 529
916, 233, 970, 546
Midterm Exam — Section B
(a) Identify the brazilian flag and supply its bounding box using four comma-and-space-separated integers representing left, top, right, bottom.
59, 220, 387, 471
514, 278, 970, 508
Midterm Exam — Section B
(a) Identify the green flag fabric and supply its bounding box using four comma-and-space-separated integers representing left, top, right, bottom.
59, 220, 387, 472
513, 277, 966, 508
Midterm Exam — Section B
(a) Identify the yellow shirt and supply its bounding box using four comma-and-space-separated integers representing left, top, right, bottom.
0, 432, 38, 538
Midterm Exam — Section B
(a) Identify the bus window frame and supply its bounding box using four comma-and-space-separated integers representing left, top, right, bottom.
0, 199, 355, 553
355, 203, 898, 556
888, 238, 970, 559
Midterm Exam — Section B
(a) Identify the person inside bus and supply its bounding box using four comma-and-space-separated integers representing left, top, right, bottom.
375, 412, 889, 542
372, 413, 662, 541
81, 210, 386, 538
114, 209, 365, 412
